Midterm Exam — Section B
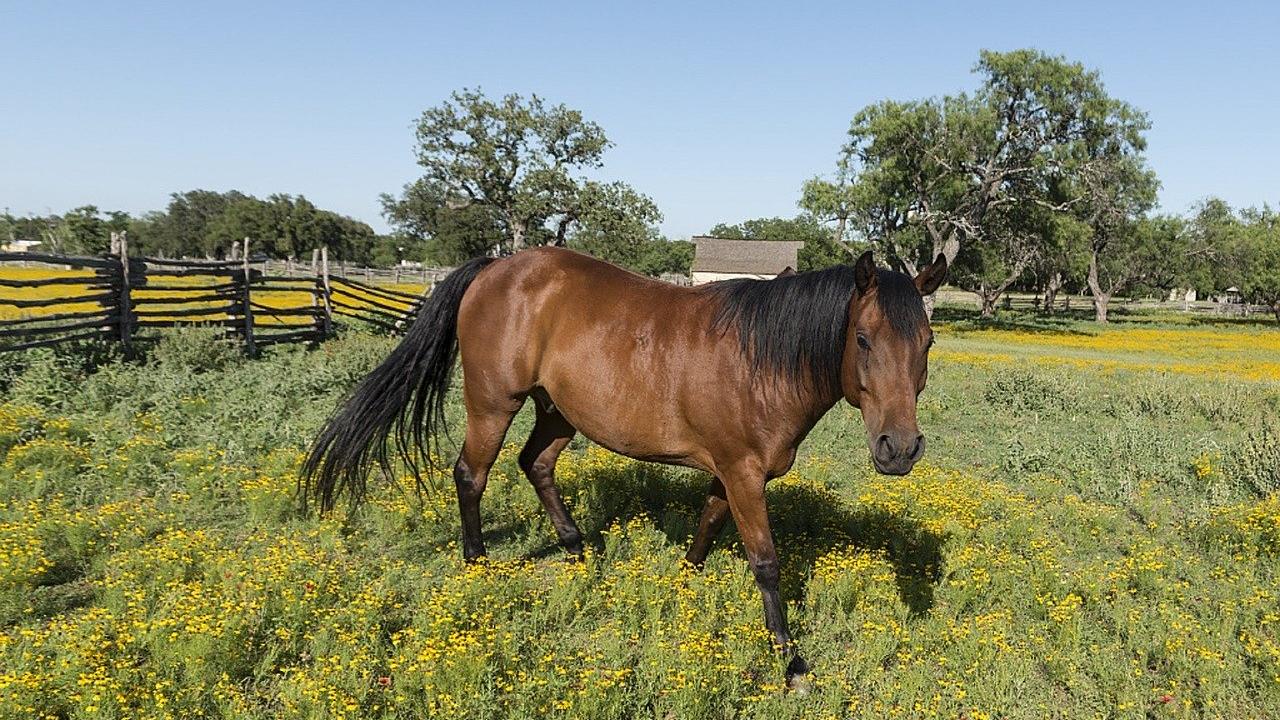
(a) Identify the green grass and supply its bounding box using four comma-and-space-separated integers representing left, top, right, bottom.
1, 310, 1278, 719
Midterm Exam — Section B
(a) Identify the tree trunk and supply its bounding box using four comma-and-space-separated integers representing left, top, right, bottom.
920, 234, 959, 322
510, 220, 527, 252
973, 256, 1030, 321
553, 219, 570, 247
1042, 272, 1063, 314
979, 289, 998, 318
1093, 294, 1110, 323
1086, 247, 1112, 324
943, 236, 961, 266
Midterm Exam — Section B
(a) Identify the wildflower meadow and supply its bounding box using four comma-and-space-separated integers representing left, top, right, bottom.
1, 310, 1278, 719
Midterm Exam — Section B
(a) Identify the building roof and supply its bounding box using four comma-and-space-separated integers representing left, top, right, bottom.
690, 236, 803, 275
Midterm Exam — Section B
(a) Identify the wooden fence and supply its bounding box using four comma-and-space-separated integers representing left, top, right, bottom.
934, 288, 1278, 318
251, 253, 454, 287
0, 236, 430, 355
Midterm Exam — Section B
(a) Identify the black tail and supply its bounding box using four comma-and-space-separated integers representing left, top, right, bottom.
302, 256, 497, 512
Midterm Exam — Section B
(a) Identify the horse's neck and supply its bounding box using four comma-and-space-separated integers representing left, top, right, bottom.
765, 381, 843, 448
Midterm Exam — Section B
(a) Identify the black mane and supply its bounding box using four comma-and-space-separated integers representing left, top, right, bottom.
705, 266, 925, 396
874, 269, 929, 337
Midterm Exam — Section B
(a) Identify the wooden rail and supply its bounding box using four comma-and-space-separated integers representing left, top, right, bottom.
0, 237, 438, 354
250, 256, 453, 286
934, 288, 1278, 317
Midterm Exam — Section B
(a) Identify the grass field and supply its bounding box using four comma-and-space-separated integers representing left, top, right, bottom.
0, 305, 1278, 719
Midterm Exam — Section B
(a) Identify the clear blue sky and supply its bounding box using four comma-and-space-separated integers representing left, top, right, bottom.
3, 1, 1277, 238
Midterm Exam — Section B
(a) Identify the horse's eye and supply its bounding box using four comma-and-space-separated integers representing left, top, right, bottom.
856, 334, 870, 351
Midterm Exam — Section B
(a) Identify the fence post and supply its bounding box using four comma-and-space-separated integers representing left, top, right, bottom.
319, 246, 333, 337
311, 248, 320, 274
241, 237, 256, 357
115, 231, 133, 356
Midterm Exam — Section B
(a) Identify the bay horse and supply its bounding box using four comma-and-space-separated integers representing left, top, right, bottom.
304, 246, 946, 683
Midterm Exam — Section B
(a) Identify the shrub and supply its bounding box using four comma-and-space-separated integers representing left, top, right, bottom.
1107, 377, 1192, 420
1226, 421, 1280, 498
982, 367, 1080, 413
0, 403, 44, 459
148, 326, 242, 374
6, 349, 84, 410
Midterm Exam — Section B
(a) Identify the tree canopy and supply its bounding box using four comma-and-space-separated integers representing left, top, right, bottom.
822, 48, 1176, 318
1189, 200, 1280, 322
3, 192, 380, 261
381, 88, 681, 275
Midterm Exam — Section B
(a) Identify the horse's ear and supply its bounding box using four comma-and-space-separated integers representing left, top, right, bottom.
778, 266, 796, 277
914, 254, 947, 296
854, 251, 877, 294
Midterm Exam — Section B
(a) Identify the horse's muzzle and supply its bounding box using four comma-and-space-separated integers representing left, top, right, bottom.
871, 432, 925, 475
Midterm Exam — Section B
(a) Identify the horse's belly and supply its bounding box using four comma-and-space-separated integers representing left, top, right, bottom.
537, 373, 709, 472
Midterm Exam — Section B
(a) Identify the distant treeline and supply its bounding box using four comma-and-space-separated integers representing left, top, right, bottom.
2, 187, 694, 276
2, 192, 391, 263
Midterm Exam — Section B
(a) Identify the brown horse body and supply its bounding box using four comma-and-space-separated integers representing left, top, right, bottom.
306, 245, 946, 682
460, 246, 827, 483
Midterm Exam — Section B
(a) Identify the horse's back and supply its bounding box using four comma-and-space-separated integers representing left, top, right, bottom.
455, 247, 728, 467
459, 246, 696, 334
477, 245, 684, 296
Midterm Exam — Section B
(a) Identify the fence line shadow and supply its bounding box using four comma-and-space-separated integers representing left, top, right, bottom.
932, 306, 1095, 336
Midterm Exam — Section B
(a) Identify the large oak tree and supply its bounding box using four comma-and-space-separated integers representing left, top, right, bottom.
829, 49, 1158, 316
385, 89, 663, 261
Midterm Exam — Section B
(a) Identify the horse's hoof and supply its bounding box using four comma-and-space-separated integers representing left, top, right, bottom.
785, 655, 811, 694
786, 672, 813, 695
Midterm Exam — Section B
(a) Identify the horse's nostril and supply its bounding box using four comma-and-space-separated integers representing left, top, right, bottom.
908, 434, 925, 461
876, 434, 893, 458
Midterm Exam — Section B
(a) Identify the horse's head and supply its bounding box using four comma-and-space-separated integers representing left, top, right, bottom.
841, 251, 947, 475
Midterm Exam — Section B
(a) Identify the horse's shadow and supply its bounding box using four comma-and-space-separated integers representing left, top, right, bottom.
515, 461, 945, 616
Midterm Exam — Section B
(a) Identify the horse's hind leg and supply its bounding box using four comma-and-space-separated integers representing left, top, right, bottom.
518, 400, 584, 557
454, 406, 518, 562
685, 476, 731, 568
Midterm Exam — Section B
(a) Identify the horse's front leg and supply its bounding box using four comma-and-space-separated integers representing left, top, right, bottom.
722, 467, 809, 685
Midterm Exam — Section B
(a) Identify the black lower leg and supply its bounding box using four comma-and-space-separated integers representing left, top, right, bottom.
519, 410, 583, 557
533, 483, 584, 555
453, 458, 487, 561
751, 557, 808, 680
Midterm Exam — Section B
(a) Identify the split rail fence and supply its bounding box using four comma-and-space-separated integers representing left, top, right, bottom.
0, 235, 434, 355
